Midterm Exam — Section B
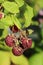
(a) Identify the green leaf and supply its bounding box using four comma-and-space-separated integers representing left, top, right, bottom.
29, 52, 43, 65
31, 21, 39, 25
4, 9, 9, 14
1, 27, 8, 38
0, 21, 5, 29
0, 51, 10, 65
1, 15, 14, 26
31, 41, 35, 48
2, 1, 19, 13
15, 0, 24, 7
33, 0, 43, 16
0, 0, 4, 3
37, 0, 43, 8
11, 15, 22, 29
0, 44, 11, 51
33, 4, 40, 16
10, 52, 29, 65
25, 0, 37, 7
24, 4, 33, 27
28, 29, 34, 34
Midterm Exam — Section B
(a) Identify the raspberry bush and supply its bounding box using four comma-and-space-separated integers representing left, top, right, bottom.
0, 0, 43, 65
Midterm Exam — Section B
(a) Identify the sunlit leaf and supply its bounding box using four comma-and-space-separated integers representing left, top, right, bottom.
28, 29, 34, 34
24, 4, 33, 27
0, 21, 5, 29
10, 52, 29, 65
0, 51, 10, 65
2, 1, 19, 13
11, 15, 22, 29
1, 16, 13, 26
15, 0, 24, 7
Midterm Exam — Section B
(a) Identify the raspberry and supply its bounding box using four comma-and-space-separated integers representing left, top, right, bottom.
0, 12, 4, 19
10, 25, 19, 33
5, 35, 14, 47
21, 37, 32, 49
0, 13, 2, 19
28, 39, 32, 48
12, 46, 23, 56
20, 37, 26, 42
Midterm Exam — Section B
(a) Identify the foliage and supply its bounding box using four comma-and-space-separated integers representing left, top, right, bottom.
0, 0, 43, 65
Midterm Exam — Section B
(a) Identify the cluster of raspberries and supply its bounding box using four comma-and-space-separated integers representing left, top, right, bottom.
5, 25, 32, 56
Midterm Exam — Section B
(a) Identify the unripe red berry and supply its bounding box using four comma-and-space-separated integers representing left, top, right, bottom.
10, 25, 19, 33
5, 35, 14, 47
0, 12, 4, 19
12, 46, 23, 56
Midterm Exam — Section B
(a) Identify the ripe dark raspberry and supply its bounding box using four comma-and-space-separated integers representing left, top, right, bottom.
12, 46, 23, 56
0, 12, 4, 19
10, 25, 19, 33
20, 37, 25, 42
21, 37, 32, 49
5, 35, 14, 47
